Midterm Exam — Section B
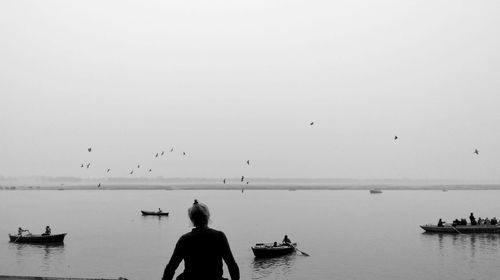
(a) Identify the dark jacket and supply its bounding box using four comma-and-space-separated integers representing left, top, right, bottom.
162, 227, 239, 280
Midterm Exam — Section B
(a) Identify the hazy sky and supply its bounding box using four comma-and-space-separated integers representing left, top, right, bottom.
1, 1, 499, 180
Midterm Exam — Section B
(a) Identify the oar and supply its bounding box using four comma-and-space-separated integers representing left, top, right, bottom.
289, 244, 310, 256
451, 225, 462, 234
295, 247, 310, 256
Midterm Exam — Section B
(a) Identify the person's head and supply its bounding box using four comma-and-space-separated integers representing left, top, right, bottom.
188, 199, 210, 228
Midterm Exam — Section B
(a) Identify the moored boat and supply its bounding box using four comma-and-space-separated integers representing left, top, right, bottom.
420, 224, 500, 234
369, 189, 382, 194
9, 233, 67, 244
251, 242, 297, 258
141, 210, 169, 216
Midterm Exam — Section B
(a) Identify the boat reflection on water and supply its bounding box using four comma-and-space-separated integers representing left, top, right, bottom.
422, 232, 500, 258
11, 242, 65, 269
251, 253, 296, 279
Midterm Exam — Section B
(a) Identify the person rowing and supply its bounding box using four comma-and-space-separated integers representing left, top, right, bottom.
282, 235, 292, 246
42, 226, 51, 236
17, 227, 29, 236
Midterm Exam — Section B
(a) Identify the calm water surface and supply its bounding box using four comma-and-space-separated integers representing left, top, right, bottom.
1, 189, 500, 279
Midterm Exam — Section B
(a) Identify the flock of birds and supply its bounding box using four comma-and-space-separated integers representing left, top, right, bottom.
80, 121, 481, 189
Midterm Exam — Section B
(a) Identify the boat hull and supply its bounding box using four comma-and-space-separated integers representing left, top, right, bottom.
421, 225, 500, 234
9, 233, 67, 243
141, 210, 169, 216
251, 243, 297, 258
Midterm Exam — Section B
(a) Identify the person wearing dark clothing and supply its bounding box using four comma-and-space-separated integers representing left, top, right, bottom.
437, 218, 444, 227
162, 200, 239, 280
461, 218, 467, 225
42, 226, 51, 236
491, 217, 498, 225
452, 219, 460, 227
470, 213, 477, 225
282, 235, 291, 245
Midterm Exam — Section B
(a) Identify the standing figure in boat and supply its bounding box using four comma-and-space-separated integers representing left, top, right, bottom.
162, 199, 239, 280
470, 213, 477, 225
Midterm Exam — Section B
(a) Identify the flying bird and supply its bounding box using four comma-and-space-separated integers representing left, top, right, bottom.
149, 169, 152, 172
394, 136, 398, 140
246, 182, 249, 185
241, 176, 244, 182
130, 170, 134, 175
246, 160, 250, 165
170, 148, 174, 152
183, 152, 186, 156
98, 183, 101, 188
155, 153, 159, 158
161, 151, 165, 156
80, 164, 84, 168
223, 179, 226, 184
88, 147, 92, 152
107, 168, 111, 173
310, 122, 314, 126
474, 149, 479, 155
137, 164, 140, 168
86, 163, 90, 169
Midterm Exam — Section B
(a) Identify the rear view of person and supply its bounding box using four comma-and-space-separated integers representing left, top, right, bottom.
162, 200, 239, 280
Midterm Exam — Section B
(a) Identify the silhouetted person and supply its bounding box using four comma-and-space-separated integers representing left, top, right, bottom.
474, 149, 479, 155
461, 218, 467, 225
162, 200, 239, 280
158, 208, 162, 213
491, 217, 498, 225
42, 226, 51, 236
478, 217, 483, 225
18, 227, 28, 236
437, 218, 444, 227
470, 213, 477, 225
282, 235, 291, 245
273, 241, 278, 247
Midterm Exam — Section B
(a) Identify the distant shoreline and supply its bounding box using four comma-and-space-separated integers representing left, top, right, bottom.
2, 184, 500, 191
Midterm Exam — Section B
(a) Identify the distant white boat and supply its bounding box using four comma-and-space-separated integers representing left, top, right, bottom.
369, 189, 382, 194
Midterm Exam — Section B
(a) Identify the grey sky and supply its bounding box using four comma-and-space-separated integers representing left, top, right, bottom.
1, 1, 499, 180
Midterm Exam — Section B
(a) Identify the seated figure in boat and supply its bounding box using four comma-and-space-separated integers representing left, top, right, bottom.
478, 217, 483, 225
491, 217, 498, 225
470, 213, 477, 225
158, 208, 162, 213
484, 218, 491, 225
42, 226, 51, 236
461, 218, 467, 225
437, 218, 444, 227
273, 241, 278, 247
452, 219, 460, 227
17, 227, 29, 236
282, 235, 291, 245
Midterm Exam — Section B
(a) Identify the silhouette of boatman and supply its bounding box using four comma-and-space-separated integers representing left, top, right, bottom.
162, 200, 239, 280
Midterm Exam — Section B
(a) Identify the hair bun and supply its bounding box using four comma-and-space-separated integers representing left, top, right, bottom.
194, 199, 198, 205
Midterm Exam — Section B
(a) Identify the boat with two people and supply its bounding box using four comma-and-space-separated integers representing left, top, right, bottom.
9, 226, 66, 244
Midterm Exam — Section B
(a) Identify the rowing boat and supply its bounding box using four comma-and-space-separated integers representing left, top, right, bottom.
141, 210, 169, 216
251, 242, 297, 258
420, 224, 500, 233
9, 233, 67, 244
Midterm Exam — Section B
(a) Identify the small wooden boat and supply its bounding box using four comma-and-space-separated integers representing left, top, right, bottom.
369, 189, 382, 194
141, 210, 169, 216
420, 224, 500, 234
9, 233, 67, 244
251, 242, 297, 258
